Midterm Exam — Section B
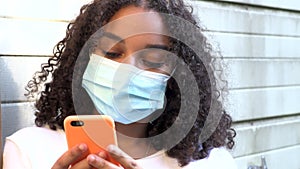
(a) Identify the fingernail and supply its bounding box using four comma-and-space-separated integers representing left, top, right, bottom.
79, 143, 87, 151
87, 155, 96, 162
88, 155, 104, 167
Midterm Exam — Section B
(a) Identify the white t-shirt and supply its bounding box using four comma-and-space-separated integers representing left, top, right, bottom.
3, 126, 237, 169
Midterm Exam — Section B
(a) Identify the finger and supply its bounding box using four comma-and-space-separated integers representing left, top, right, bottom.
107, 145, 141, 169
52, 143, 88, 169
70, 158, 93, 169
70, 151, 108, 169
87, 154, 120, 169
98, 151, 108, 159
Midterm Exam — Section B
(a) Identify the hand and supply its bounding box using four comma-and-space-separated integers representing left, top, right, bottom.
51, 144, 143, 169
51, 143, 91, 169
87, 145, 143, 169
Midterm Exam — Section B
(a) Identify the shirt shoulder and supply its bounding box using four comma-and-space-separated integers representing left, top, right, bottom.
6, 126, 67, 156
185, 147, 237, 169
3, 126, 68, 169
137, 147, 237, 169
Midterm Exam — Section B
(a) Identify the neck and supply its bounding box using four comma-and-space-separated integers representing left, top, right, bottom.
115, 122, 156, 159
115, 122, 148, 138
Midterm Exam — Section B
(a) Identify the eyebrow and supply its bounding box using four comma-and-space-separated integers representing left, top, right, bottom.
103, 32, 169, 51
145, 44, 170, 51
103, 32, 125, 43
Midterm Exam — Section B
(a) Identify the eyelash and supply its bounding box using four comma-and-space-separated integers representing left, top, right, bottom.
103, 51, 122, 58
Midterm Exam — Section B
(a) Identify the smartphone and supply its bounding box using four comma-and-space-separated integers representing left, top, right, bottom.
64, 115, 119, 166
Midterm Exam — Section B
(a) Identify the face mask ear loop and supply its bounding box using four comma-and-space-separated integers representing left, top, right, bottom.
149, 120, 154, 126
166, 53, 180, 78
167, 63, 178, 80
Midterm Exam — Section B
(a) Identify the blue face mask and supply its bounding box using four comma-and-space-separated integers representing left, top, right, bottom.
82, 54, 170, 124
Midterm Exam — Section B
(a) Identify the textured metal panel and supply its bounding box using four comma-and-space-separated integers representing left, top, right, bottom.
192, 1, 300, 36
225, 59, 300, 89
0, 18, 67, 55
1, 103, 35, 145
0, 0, 91, 21
232, 115, 300, 157
0, 97, 2, 168
216, 0, 300, 12
209, 33, 300, 58
235, 145, 300, 169
227, 86, 300, 121
0, 56, 49, 102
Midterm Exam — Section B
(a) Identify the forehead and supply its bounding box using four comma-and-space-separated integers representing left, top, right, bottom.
103, 5, 169, 39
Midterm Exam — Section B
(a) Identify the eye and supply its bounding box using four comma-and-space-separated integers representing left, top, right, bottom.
97, 48, 123, 59
104, 51, 122, 58
141, 59, 164, 69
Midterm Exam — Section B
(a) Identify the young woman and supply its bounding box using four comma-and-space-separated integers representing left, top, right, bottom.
3, 0, 237, 168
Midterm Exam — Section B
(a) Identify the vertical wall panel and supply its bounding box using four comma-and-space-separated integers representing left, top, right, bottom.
0, 0, 90, 148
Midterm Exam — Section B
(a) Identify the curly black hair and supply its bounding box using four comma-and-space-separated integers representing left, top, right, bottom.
26, 0, 236, 167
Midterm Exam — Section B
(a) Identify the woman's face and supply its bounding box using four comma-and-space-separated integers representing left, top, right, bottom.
94, 5, 176, 75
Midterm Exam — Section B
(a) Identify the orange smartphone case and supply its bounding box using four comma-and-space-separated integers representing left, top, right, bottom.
64, 115, 119, 166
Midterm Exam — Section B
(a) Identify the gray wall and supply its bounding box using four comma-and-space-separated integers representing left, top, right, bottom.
0, 0, 83, 165
191, 0, 300, 168
1, 0, 300, 168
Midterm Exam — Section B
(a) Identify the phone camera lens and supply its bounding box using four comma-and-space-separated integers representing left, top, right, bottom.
71, 120, 84, 126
